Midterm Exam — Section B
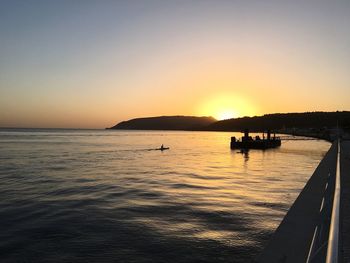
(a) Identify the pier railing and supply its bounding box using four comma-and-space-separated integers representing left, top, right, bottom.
326, 140, 341, 263
306, 140, 341, 263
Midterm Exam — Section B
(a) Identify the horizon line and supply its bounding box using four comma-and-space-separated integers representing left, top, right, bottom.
1, 110, 349, 130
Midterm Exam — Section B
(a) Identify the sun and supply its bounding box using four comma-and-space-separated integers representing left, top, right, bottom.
216, 110, 237, 120
196, 93, 257, 121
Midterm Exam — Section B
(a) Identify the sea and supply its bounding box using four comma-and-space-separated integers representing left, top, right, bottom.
0, 129, 330, 263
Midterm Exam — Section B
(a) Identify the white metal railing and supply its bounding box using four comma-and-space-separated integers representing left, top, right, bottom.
326, 139, 341, 263
306, 140, 341, 263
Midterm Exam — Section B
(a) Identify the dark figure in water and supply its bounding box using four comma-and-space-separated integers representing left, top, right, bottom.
158, 144, 169, 151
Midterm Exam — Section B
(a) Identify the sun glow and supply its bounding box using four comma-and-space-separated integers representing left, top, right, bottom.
216, 110, 237, 120
196, 94, 257, 121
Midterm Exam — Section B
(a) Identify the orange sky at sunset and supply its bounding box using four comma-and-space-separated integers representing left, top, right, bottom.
1, 1, 349, 128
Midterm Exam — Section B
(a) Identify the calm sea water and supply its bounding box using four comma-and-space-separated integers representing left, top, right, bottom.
0, 129, 330, 263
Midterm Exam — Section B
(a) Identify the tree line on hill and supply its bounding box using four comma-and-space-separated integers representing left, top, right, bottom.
206, 111, 350, 132
108, 111, 350, 132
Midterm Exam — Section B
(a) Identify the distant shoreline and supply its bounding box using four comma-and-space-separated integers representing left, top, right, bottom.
2, 111, 350, 134
108, 111, 350, 135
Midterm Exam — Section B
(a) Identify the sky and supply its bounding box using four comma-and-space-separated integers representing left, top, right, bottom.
1, 0, 350, 128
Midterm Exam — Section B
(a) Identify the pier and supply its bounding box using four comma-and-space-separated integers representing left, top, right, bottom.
256, 139, 350, 263
231, 130, 281, 149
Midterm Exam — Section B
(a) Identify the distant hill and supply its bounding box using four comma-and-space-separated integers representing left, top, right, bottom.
108, 116, 217, 130
206, 111, 350, 131
108, 112, 350, 132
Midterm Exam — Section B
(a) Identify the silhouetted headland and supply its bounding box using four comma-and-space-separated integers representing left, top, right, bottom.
107, 116, 216, 130
108, 112, 350, 138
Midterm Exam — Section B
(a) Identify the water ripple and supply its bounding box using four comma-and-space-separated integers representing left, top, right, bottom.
0, 129, 330, 262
